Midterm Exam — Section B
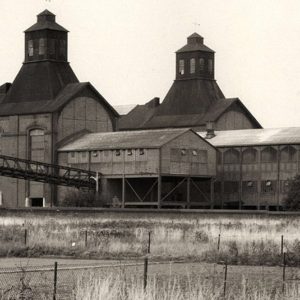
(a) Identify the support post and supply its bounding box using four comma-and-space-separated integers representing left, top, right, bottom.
122, 175, 125, 208
281, 235, 284, 256
147, 231, 151, 254
157, 175, 161, 209
85, 230, 88, 248
24, 229, 27, 246
210, 178, 215, 209
53, 262, 58, 300
187, 177, 190, 208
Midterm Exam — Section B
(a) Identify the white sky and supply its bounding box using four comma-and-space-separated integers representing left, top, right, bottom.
0, 0, 300, 128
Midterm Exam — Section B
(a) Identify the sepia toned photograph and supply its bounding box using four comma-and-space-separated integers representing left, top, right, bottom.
0, 1, 300, 299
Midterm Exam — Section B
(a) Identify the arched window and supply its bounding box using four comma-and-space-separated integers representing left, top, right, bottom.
208, 59, 213, 74
39, 38, 46, 55
179, 60, 185, 75
28, 40, 34, 57
261, 147, 277, 163
29, 129, 45, 162
190, 58, 195, 74
199, 58, 205, 71
280, 146, 297, 162
224, 149, 240, 164
242, 148, 257, 164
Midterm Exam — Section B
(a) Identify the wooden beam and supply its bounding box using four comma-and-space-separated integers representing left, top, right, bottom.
125, 178, 143, 202
122, 175, 125, 208
157, 175, 162, 209
187, 177, 191, 209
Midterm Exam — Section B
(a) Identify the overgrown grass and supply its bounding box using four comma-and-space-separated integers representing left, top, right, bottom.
74, 271, 300, 300
1, 212, 300, 265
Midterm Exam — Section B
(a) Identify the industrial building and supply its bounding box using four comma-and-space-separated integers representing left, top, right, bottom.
0, 10, 298, 209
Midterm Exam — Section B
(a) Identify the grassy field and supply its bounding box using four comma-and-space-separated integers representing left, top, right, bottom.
1, 210, 300, 265
1, 259, 299, 299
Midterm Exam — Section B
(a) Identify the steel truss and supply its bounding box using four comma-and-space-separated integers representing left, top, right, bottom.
0, 154, 97, 189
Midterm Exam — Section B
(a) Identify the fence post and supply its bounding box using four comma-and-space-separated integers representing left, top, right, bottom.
85, 230, 88, 248
143, 257, 148, 290
217, 234, 221, 252
24, 229, 27, 246
281, 235, 284, 256
147, 232, 151, 254
223, 262, 228, 297
53, 262, 58, 300
282, 252, 286, 294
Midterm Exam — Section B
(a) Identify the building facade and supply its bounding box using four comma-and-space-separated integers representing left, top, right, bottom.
0, 10, 118, 208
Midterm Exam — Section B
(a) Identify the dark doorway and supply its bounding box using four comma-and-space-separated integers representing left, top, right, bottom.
31, 197, 44, 207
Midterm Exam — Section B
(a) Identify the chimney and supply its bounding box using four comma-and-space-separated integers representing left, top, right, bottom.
205, 121, 215, 139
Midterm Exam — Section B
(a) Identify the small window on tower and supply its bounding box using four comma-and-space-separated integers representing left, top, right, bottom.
179, 60, 185, 75
49, 39, 56, 56
208, 59, 213, 74
199, 58, 205, 71
39, 38, 46, 55
28, 40, 34, 57
59, 40, 66, 59
190, 58, 195, 74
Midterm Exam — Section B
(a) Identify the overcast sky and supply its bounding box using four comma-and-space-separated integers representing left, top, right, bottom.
0, 0, 300, 128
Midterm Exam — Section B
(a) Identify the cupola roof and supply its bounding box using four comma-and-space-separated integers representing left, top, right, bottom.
176, 32, 214, 53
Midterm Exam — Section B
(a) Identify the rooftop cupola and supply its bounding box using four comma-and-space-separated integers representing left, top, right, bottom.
24, 10, 68, 63
175, 33, 215, 81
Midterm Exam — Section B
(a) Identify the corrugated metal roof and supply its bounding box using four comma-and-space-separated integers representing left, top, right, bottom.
59, 128, 191, 151
198, 127, 300, 147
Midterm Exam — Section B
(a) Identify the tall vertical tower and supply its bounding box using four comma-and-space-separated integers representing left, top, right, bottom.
24, 10, 68, 63
176, 33, 215, 80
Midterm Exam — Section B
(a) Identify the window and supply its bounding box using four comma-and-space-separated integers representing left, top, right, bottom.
199, 58, 205, 71
224, 181, 239, 194
261, 147, 277, 163
127, 149, 133, 156
30, 129, 44, 162
59, 40, 66, 59
28, 40, 34, 57
242, 148, 257, 164
208, 59, 213, 74
181, 149, 187, 155
92, 151, 98, 157
71, 152, 75, 158
281, 180, 290, 193
179, 60, 185, 75
261, 180, 276, 193
49, 39, 56, 56
242, 181, 257, 193
81, 152, 87, 158
139, 149, 144, 155
192, 150, 197, 156
39, 38, 46, 55
115, 150, 121, 156
224, 149, 240, 164
190, 58, 195, 74
280, 146, 297, 162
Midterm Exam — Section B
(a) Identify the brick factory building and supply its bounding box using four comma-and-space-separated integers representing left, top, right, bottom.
0, 10, 298, 209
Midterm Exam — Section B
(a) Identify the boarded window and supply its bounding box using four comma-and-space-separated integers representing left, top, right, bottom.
59, 40, 66, 59
28, 40, 34, 57
261, 147, 277, 163
242, 148, 257, 164
179, 60, 185, 75
190, 58, 196, 74
39, 38, 46, 55
49, 39, 56, 56
30, 129, 45, 162
242, 181, 257, 193
224, 149, 240, 164
261, 180, 276, 193
199, 58, 205, 71
198, 150, 208, 163
280, 146, 297, 162
224, 181, 239, 194
280, 180, 290, 193
208, 59, 213, 74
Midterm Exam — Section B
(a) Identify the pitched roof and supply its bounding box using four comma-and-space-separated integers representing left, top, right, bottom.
198, 127, 300, 147
114, 104, 137, 116
2, 61, 78, 105
25, 10, 68, 32
0, 82, 119, 117
59, 128, 193, 151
